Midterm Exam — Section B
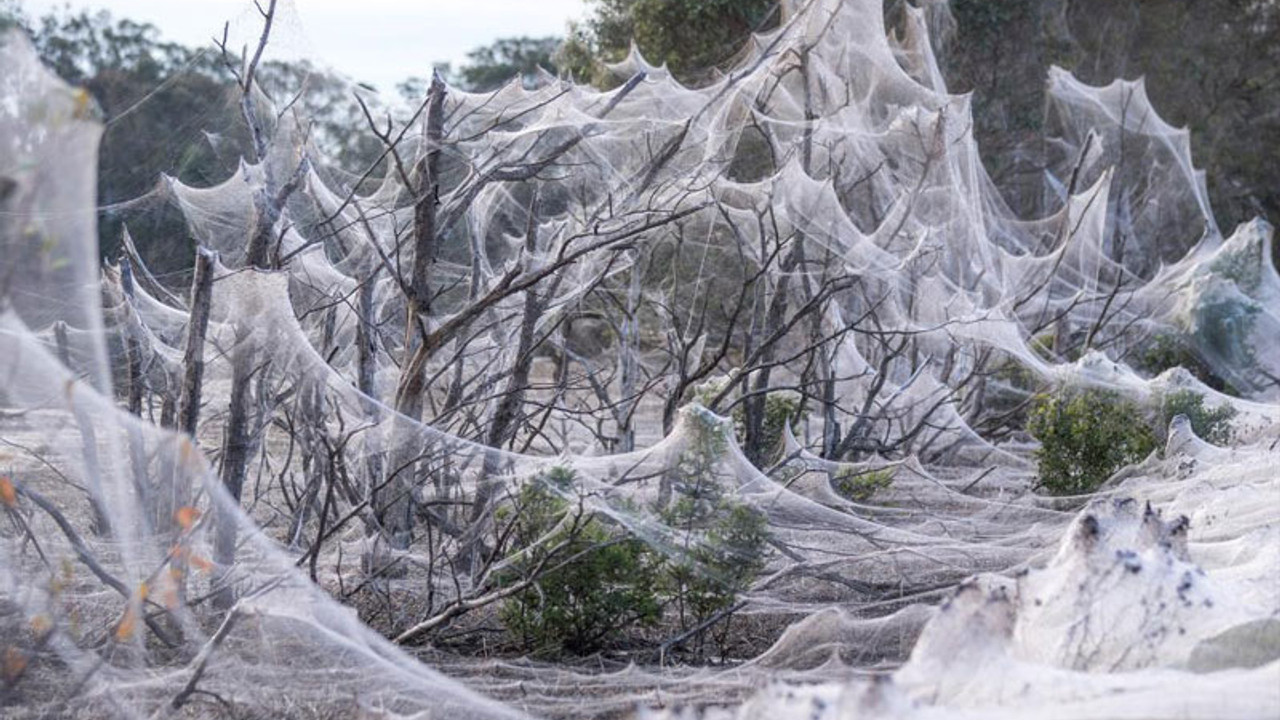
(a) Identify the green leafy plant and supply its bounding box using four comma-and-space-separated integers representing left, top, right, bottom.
832, 466, 895, 502
556, 0, 778, 86
1158, 389, 1237, 445
498, 414, 771, 660
1211, 243, 1264, 294
1027, 388, 1157, 495
1028, 332, 1057, 361
497, 467, 660, 657
1133, 332, 1238, 396
1195, 296, 1261, 372
659, 409, 769, 654
732, 390, 800, 465
691, 371, 800, 464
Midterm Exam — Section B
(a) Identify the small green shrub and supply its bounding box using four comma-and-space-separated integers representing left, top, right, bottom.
661, 496, 768, 634
832, 466, 894, 501
690, 372, 800, 464
1211, 243, 1263, 294
1027, 388, 1156, 495
659, 408, 769, 653
1133, 332, 1238, 395
1195, 296, 1261, 372
498, 468, 660, 656
498, 438, 770, 659
691, 372, 735, 407
732, 390, 800, 464
1028, 331, 1056, 361
1158, 389, 1237, 445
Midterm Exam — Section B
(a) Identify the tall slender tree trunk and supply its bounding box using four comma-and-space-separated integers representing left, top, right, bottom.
384, 73, 447, 549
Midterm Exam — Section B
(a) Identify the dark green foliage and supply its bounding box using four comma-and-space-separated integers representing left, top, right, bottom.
1195, 296, 1262, 373
731, 390, 799, 466
0, 0, 26, 31
9, 6, 388, 274
1027, 388, 1156, 495
1211, 243, 1265, 295
453, 36, 561, 92
1027, 385, 1239, 494
832, 467, 894, 502
942, 0, 1280, 266
661, 492, 768, 637
659, 410, 769, 652
7, 7, 240, 272
497, 452, 769, 658
1134, 332, 1239, 396
558, 0, 779, 86
498, 468, 660, 657
1158, 389, 1237, 445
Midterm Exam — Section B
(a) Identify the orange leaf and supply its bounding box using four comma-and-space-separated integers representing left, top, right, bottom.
174, 506, 201, 531
2, 646, 26, 683
114, 605, 137, 642
188, 554, 214, 575
114, 583, 148, 642
0, 477, 16, 509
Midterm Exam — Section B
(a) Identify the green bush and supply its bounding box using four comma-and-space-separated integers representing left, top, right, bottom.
690, 372, 799, 465
832, 466, 894, 502
659, 408, 769, 653
1211, 243, 1264, 294
1158, 389, 1237, 445
1195, 296, 1261, 372
661, 495, 768, 636
1027, 388, 1156, 495
497, 445, 770, 659
732, 390, 800, 464
498, 468, 660, 656
1134, 332, 1239, 396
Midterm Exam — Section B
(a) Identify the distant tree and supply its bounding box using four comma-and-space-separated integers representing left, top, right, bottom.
940, 0, 1280, 267
5, 4, 389, 272
456, 36, 561, 92
0, 0, 27, 31
4, 6, 239, 271
256, 58, 385, 169
558, 0, 779, 86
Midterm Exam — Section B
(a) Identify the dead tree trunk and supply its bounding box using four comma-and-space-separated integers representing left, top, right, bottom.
356, 268, 383, 498
155, 247, 216, 536
617, 248, 646, 453
117, 258, 145, 417
212, 331, 254, 610
176, 248, 216, 438
382, 72, 447, 549
467, 192, 551, 572
742, 235, 803, 466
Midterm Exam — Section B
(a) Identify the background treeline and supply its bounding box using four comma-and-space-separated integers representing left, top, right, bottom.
1, 0, 1276, 273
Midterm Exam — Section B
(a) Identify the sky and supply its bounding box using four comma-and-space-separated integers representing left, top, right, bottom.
21, 0, 586, 93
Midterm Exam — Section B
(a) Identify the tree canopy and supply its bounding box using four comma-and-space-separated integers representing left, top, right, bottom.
558, 0, 779, 85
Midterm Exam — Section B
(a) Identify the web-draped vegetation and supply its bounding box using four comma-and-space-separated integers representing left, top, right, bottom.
0, 0, 1277, 718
